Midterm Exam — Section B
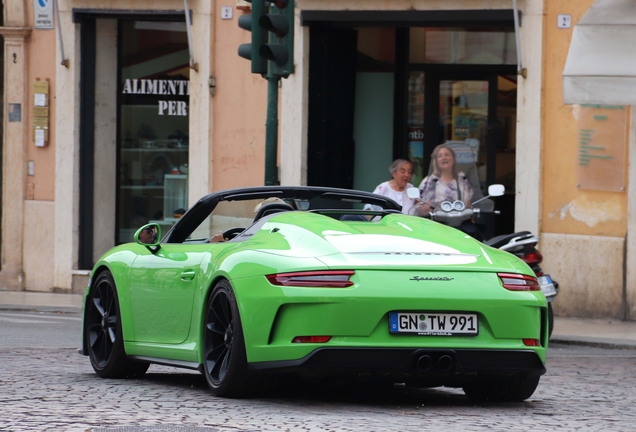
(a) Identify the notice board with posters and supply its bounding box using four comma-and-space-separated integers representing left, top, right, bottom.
574, 104, 627, 192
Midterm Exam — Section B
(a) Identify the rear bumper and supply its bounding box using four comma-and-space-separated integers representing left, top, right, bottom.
234, 272, 548, 364
249, 347, 546, 379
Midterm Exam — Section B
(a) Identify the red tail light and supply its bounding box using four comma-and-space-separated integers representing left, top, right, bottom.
523, 338, 541, 347
266, 270, 355, 287
498, 273, 540, 291
292, 336, 332, 343
519, 250, 543, 265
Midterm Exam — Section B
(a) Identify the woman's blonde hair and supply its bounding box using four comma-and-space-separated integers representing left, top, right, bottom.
431, 144, 458, 178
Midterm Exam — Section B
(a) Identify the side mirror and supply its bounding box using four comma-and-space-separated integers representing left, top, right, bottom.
487, 184, 505, 197
135, 223, 162, 247
407, 187, 420, 199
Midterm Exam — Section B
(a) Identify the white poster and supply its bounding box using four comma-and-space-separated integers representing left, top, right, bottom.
35, 129, 45, 147
34, 0, 54, 29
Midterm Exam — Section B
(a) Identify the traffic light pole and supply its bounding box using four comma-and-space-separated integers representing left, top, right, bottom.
264, 73, 280, 185
238, 0, 294, 185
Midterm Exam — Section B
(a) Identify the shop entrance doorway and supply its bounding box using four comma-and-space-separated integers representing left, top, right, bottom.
426, 74, 517, 238
409, 71, 517, 237
76, 13, 188, 270
305, 18, 518, 238
407, 71, 517, 237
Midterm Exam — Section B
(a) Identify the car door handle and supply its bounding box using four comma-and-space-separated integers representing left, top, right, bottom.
180, 270, 196, 281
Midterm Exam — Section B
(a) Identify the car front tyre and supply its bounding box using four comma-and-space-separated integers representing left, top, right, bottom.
462, 374, 540, 402
203, 280, 263, 398
85, 271, 149, 378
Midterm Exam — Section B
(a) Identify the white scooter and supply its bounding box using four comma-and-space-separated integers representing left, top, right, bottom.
407, 185, 559, 337
407, 184, 504, 227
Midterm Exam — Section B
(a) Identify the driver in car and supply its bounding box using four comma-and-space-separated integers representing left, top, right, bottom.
210, 232, 226, 243
139, 226, 157, 244
208, 197, 290, 243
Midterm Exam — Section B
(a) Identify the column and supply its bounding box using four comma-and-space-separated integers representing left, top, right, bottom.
0, 27, 32, 289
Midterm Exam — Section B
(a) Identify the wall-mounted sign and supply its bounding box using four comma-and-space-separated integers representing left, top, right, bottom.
558, 14, 571, 29
33, 0, 54, 29
574, 104, 627, 192
221, 6, 233, 20
33, 80, 50, 146
122, 78, 190, 117
8, 104, 21, 122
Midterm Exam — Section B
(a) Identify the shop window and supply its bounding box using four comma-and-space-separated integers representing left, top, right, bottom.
117, 21, 190, 244
495, 75, 518, 193
408, 72, 425, 186
356, 27, 395, 71
410, 28, 517, 65
352, 28, 396, 192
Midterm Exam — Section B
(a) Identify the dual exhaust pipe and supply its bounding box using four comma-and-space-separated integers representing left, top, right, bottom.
416, 353, 454, 372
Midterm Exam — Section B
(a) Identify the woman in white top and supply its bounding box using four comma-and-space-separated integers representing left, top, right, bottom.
370, 159, 416, 215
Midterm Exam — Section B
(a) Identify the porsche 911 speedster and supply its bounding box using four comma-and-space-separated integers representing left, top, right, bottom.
80, 186, 548, 401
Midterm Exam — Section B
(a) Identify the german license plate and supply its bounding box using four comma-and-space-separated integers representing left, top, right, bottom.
538, 275, 557, 297
389, 312, 478, 336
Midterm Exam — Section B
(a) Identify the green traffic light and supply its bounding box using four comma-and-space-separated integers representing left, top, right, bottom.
238, 14, 252, 32
259, 0, 294, 77
259, 14, 289, 37
237, 0, 267, 75
236, 0, 293, 78
259, 44, 288, 65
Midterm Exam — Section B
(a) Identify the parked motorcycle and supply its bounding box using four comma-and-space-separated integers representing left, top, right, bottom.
407, 185, 559, 337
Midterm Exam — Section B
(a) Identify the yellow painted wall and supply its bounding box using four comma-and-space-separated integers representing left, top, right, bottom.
26, 0, 57, 201
542, 0, 628, 237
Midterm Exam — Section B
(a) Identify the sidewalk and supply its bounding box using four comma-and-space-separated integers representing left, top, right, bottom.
1, 291, 635, 349
551, 316, 636, 349
0, 290, 82, 313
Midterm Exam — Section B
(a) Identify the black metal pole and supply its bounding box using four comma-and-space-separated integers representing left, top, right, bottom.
264, 74, 280, 185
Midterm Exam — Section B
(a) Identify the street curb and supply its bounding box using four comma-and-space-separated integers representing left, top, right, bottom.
550, 337, 636, 350
0, 291, 82, 310
0, 305, 81, 314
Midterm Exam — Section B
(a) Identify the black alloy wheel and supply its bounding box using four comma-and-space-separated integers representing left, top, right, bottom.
203, 280, 264, 397
85, 271, 148, 378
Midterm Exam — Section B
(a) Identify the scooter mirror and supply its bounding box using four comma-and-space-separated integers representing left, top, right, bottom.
406, 187, 420, 199
488, 184, 505, 197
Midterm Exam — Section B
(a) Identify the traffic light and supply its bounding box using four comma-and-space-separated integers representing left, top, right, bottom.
238, 0, 267, 75
259, 0, 294, 78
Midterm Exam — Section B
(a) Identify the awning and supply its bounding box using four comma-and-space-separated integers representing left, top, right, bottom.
563, 0, 636, 105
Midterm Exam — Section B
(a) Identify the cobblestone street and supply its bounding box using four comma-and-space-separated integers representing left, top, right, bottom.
1, 345, 635, 431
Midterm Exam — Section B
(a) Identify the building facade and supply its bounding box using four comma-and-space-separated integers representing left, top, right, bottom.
0, 0, 634, 321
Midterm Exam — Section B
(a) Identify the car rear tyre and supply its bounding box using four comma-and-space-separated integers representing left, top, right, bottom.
203, 280, 265, 398
85, 271, 149, 378
462, 374, 540, 402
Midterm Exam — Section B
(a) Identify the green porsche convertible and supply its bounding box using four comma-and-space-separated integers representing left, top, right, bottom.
80, 186, 548, 401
